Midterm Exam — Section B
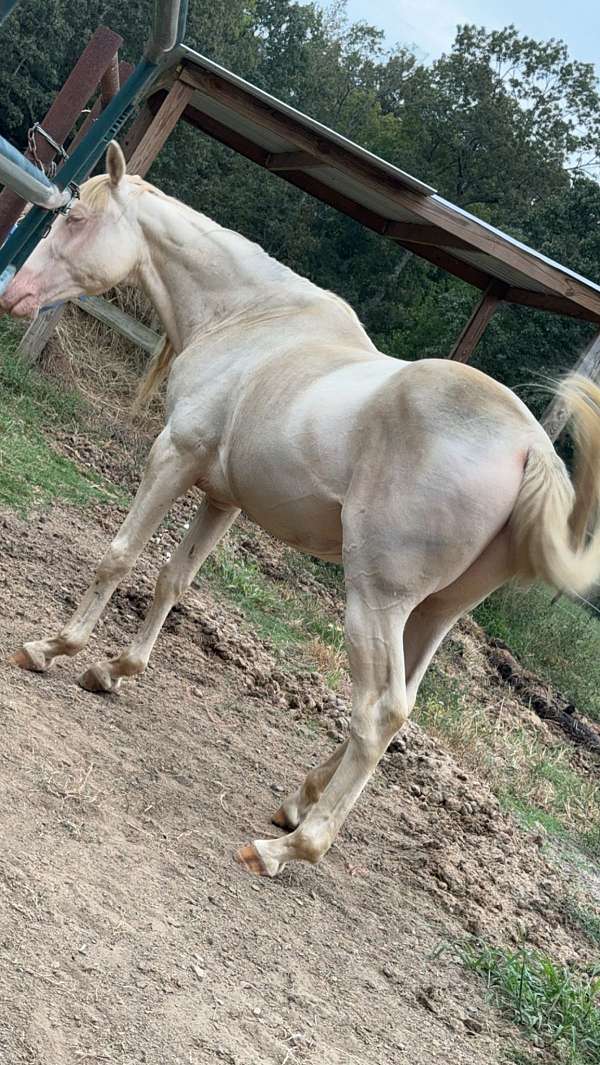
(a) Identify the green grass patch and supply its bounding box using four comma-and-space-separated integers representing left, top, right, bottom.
417, 664, 600, 856
0, 331, 122, 513
456, 940, 600, 1064
202, 536, 345, 681
475, 584, 600, 723
564, 899, 600, 948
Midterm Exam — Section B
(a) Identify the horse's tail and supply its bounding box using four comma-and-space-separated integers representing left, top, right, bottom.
509, 374, 600, 596
133, 335, 177, 410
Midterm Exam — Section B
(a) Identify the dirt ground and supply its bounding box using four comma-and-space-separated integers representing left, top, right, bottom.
0, 495, 595, 1065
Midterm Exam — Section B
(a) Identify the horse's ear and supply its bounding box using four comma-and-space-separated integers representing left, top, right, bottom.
106, 141, 126, 186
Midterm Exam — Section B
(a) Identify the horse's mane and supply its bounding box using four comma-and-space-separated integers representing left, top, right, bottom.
80, 172, 170, 209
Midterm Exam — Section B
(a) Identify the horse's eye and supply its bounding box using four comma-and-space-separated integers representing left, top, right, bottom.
66, 212, 85, 225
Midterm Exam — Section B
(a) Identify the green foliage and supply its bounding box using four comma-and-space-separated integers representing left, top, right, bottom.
475, 584, 600, 723
564, 899, 600, 948
456, 940, 600, 1064
203, 536, 345, 682
2, 4, 599, 390
0, 329, 122, 513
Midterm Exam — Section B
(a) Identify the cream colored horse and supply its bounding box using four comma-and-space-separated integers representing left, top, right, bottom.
2, 142, 600, 878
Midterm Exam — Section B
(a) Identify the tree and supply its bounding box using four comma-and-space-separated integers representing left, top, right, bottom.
1, 3, 598, 396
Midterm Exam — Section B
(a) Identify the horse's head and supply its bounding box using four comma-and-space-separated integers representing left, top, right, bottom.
0, 142, 142, 319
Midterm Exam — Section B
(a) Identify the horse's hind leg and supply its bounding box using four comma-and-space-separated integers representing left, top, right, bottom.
272, 740, 349, 830
269, 531, 513, 845
403, 530, 512, 711
78, 497, 239, 693
238, 582, 413, 876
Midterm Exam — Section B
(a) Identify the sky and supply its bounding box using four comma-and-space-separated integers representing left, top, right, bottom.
343, 0, 600, 70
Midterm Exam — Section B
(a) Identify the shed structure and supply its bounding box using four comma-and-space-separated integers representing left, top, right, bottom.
13, 37, 600, 433
126, 45, 600, 370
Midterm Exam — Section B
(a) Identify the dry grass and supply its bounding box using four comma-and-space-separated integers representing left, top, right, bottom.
43, 287, 164, 429
306, 635, 346, 689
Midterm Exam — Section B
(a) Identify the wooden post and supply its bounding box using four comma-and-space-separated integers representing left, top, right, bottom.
449, 281, 506, 363
121, 104, 155, 161
542, 330, 600, 441
100, 54, 121, 107
69, 60, 133, 155
15, 306, 66, 363
126, 80, 194, 177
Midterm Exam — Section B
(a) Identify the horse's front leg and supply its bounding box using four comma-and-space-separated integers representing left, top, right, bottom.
78, 498, 239, 693
12, 427, 199, 673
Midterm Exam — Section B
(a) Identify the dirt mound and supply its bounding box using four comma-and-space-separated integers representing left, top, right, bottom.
487, 638, 600, 752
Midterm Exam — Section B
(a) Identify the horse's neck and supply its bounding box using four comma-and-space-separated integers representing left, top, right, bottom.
135, 191, 311, 354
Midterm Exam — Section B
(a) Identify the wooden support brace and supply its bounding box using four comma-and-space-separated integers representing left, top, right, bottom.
449, 282, 507, 363
127, 80, 194, 178
542, 330, 600, 441
121, 104, 155, 161
76, 296, 161, 353
385, 221, 472, 252
15, 306, 66, 363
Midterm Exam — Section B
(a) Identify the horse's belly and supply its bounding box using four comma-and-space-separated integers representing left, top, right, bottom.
240, 489, 344, 562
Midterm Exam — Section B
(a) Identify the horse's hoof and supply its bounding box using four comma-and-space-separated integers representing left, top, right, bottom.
10, 645, 46, 672
271, 804, 298, 831
236, 843, 269, 876
77, 665, 115, 693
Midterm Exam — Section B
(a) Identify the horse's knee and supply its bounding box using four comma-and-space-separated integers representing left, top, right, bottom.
95, 542, 132, 584
155, 562, 190, 605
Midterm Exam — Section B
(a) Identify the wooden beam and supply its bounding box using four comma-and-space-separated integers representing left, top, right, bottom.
388, 239, 491, 291
449, 282, 507, 363
158, 89, 493, 291
542, 330, 600, 441
505, 287, 600, 325
148, 87, 269, 166
178, 62, 600, 323
77, 296, 161, 353
385, 221, 472, 252
127, 80, 194, 178
265, 150, 320, 171
121, 103, 155, 161
179, 64, 429, 202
